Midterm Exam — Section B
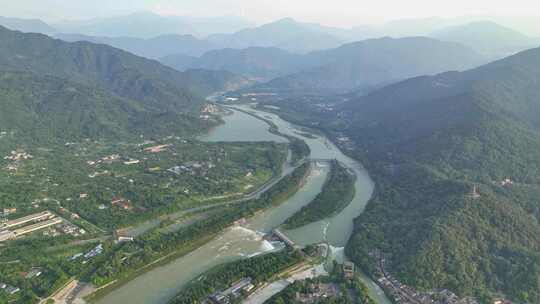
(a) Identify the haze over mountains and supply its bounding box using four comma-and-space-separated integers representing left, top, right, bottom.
53, 17, 350, 56
2, 13, 539, 59
255, 37, 485, 94
55, 33, 216, 58
54, 12, 254, 38
205, 17, 346, 53
160, 47, 308, 81
0, 16, 57, 35
431, 21, 540, 59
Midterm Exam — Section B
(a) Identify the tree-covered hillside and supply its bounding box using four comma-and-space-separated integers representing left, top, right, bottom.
338, 47, 540, 303
0, 25, 252, 145
0, 71, 208, 144
0, 25, 244, 113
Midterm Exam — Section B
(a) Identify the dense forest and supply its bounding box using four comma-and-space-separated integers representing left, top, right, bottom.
284, 160, 356, 229
341, 47, 540, 303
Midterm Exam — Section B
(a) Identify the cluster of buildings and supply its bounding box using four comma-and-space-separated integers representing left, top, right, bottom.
0, 282, 20, 295
1, 208, 17, 217
167, 161, 215, 177
0, 210, 83, 241
24, 268, 43, 279
87, 154, 140, 166
500, 178, 514, 187
202, 104, 220, 114
200, 104, 220, 120
88, 170, 110, 178
207, 278, 254, 304
54, 222, 86, 237
0, 211, 63, 242
3, 149, 33, 171
369, 249, 479, 304
70, 244, 104, 263
114, 231, 135, 243
144, 144, 170, 153
312, 103, 335, 113
333, 133, 355, 152
3, 150, 33, 161
342, 261, 355, 279
110, 197, 133, 211
84, 244, 103, 259
493, 299, 513, 304
294, 282, 341, 303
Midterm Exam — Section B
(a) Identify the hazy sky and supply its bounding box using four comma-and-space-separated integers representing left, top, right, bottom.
2, 0, 540, 27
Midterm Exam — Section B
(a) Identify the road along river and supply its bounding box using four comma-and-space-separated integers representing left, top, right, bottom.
93, 105, 390, 304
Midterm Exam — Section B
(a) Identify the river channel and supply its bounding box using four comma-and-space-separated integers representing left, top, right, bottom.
94, 105, 390, 304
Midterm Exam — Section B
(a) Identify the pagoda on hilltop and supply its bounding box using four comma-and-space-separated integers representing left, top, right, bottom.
467, 185, 481, 199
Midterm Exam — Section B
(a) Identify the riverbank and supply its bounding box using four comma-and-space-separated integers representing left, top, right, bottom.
168, 250, 304, 304
84, 232, 218, 303
228, 106, 311, 165
229, 105, 391, 303
84, 162, 311, 303
283, 160, 357, 229
86, 104, 387, 304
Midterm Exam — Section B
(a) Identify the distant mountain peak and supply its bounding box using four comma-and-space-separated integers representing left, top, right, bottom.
272, 17, 298, 25
0, 15, 57, 35
446, 20, 527, 36
431, 20, 536, 59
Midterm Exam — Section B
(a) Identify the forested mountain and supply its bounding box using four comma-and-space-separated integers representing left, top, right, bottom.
0, 26, 245, 112
0, 16, 57, 35
338, 47, 540, 303
160, 47, 312, 81
0, 71, 206, 143
0, 26, 248, 144
56, 33, 217, 58
257, 37, 485, 94
432, 21, 540, 59
206, 18, 345, 53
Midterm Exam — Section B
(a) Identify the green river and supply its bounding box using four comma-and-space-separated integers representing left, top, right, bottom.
94, 105, 391, 304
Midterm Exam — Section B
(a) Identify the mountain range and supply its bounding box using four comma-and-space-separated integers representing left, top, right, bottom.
160, 47, 309, 81
53, 18, 356, 60
255, 37, 486, 94
3, 14, 539, 64
55, 33, 217, 59
206, 18, 346, 53
161, 37, 488, 92
53, 12, 254, 38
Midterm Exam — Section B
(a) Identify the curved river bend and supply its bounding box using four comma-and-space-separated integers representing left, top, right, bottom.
94, 105, 390, 304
